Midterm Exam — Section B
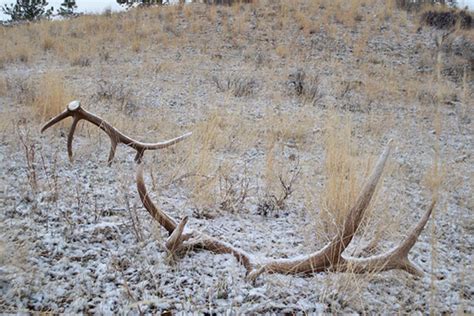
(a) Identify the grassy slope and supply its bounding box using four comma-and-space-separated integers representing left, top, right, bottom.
0, 0, 472, 313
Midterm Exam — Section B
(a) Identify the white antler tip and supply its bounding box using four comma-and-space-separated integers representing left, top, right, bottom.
68, 100, 81, 111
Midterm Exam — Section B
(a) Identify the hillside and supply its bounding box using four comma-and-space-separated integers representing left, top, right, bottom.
0, 0, 472, 313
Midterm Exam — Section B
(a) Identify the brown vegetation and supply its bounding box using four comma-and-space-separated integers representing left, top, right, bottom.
0, 0, 472, 313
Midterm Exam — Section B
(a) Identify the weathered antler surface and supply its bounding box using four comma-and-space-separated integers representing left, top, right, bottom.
41, 100, 192, 164
137, 140, 436, 281
43, 105, 435, 282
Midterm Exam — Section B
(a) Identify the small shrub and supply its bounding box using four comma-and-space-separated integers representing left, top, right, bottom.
212, 75, 257, 97
421, 9, 473, 29
10, 42, 32, 63
95, 79, 134, 112
41, 35, 55, 51
396, 0, 456, 11
257, 140, 301, 217
257, 165, 301, 217
16, 124, 38, 193
9, 75, 36, 105
70, 52, 91, 67
218, 163, 250, 213
288, 69, 322, 105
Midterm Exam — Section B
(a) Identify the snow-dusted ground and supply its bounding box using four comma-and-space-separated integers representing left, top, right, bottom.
0, 2, 473, 313
1, 92, 472, 313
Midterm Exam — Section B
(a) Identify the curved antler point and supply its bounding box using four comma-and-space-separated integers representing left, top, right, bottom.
40, 109, 72, 133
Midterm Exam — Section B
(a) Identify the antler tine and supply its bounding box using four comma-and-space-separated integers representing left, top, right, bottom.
108, 138, 118, 166
41, 100, 193, 164
340, 199, 436, 276
325, 139, 393, 264
395, 199, 436, 258
41, 108, 73, 133
165, 216, 191, 254
67, 117, 79, 162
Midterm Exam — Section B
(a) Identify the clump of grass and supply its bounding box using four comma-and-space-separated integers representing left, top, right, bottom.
69, 51, 92, 67
275, 44, 289, 58
13, 42, 32, 63
314, 112, 369, 241
288, 68, 322, 105
0, 76, 7, 97
212, 75, 258, 97
41, 35, 56, 52
182, 112, 223, 214
33, 72, 72, 121
423, 109, 446, 199
332, 0, 364, 28
8, 75, 36, 106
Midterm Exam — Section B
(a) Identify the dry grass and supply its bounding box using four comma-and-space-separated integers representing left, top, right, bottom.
33, 72, 73, 121
0, 0, 471, 313
0, 76, 7, 97
311, 112, 369, 241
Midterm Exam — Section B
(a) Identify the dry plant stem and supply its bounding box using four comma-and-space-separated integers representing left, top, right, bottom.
41, 100, 192, 164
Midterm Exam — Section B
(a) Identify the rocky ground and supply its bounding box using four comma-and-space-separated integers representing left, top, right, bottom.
0, 1, 473, 313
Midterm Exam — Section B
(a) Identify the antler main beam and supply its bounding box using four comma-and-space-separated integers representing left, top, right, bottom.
41, 101, 192, 164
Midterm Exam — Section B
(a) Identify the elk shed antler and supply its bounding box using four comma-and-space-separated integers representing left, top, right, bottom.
42, 105, 435, 282
41, 100, 192, 164
137, 140, 436, 281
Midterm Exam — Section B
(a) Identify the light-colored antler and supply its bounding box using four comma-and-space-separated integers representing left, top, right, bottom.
137, 140, 435, 281
42, 107, 434, 282
41, 100, 192, 164
247, 200, 435, 281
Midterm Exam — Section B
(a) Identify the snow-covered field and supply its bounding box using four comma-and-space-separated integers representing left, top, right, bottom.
0, 1, 473, 313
